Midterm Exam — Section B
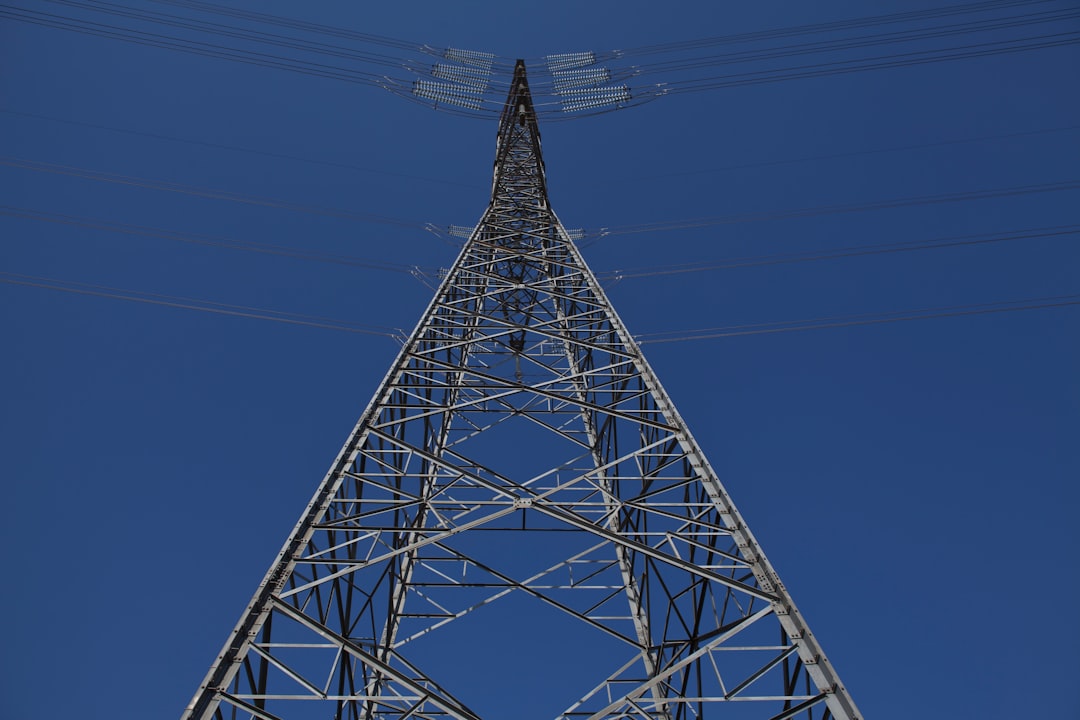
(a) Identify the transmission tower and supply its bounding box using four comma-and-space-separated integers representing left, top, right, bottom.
183, 60, 861, 720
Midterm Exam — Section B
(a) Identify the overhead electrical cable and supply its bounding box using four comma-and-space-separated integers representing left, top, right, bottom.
597, 225, 1080, 281
527, 4, 1077, 91
6, 205, 1072, 288
604, 0, 1053, 59
657, 30, 1080, 96
40, 0, 417, 70
610, 6, 1076, 75
0, 108, 485, 191
535, 31, 1080, 119
0, 206, 442, 277
631, 123, 1080, 181
2, 106, 1072, 195
145, 0, 432, 55
0, 157, 425, 229
5, 0, 1075, 121
4, 156, 1074, 239
0, 4, 396, 89
0, 271, 405, 338
635, 294, 1080, 344
154, 0, 1043, 67
587, 180, 1080, 238
4, 269, 1073, 344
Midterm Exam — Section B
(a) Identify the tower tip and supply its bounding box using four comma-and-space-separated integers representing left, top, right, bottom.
492, 59, 548, 206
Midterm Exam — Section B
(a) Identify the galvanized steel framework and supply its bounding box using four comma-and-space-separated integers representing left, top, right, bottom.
183, 61, 861, 720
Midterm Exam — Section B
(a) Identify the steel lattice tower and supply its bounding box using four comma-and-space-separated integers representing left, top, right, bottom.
183, 61, 861, 720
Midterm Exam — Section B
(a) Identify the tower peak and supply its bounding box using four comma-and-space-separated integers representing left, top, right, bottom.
491, 60, 548, 209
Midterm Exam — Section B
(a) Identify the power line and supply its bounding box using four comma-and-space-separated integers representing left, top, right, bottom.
7, 153, 1074, 245
8, 203, 1074, 294
42, 0, 416, 70
658, 31, 1080, 96
598, 225, 1080, 281
5, 0, 1075, 121
635, 294, 1080, 344
6, 154, 1075, 245
606, 0, 1053, 59
10, 106, 1073, 195
587, 180, 1080, 238
0, 4, 400, 92
532, 2, 1079, 117
0, 271, 405, 338
0, 205, 442, 277
0, 108, 485, 191
3, 106, 1073, 200
628, 123, 1080, 181
6, 268, 1073, 345
607, 6, 1078, 80
145, 0, 432, 55
0, 156, 425, 229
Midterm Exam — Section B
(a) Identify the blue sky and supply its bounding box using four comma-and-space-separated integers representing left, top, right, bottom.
1, 1, 1078, 718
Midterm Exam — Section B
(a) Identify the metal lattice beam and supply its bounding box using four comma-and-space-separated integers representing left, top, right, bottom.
183, 60, 861, 720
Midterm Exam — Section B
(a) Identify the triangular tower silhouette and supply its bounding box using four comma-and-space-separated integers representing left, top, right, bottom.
183, 60, 861, 720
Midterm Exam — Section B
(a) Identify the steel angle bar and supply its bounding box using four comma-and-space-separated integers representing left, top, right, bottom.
475, 388, 583, 427
661, 533, 746, 569
579, 585, 634, 619
400, 586, 455, 617
439, 408, 528, 441
317, 497, 428, 525
352, 446, 420, 476
765, 693, 832, 720
391, 357, 674, 431
516, 448, 598, 490
631, 450, 690, 480
557, 649, 653, 719
432, 289, 539, 316
230, 692, 444, 703
661, 524, 744, 547
321, 493, 426, 517
411, 319, 636, 363
215, 693, 287, 720
581, 606, 776, 719
394, 586, 582, 646
338, 469, 424, 499
620, 474, 699, 503
530, 435, 675, 503
299, 529, 382, 558
268, 598, 481, 720
723, 644, 800, 700
366, 428, 523, 498
461, 237, 554, 257
530, 503, 776, 602
388, 385, 458, 407
368, 386, 523, 429
597, 386, 654, 411
413, 558, 471, 586
423, 540, 646, 648
315, 500, 429, 528
616, 501, 727, 535
466, 242, 579, 272
245, 643, 325, 697
396, 368, 463, 389
278, 504, 518, 600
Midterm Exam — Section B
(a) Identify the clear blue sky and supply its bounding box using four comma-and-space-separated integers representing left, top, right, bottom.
1, 1, 1078, 718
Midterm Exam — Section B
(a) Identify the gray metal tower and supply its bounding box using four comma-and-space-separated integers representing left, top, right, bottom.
183, 60, 861, 720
